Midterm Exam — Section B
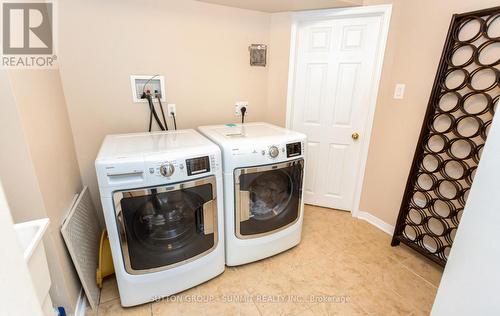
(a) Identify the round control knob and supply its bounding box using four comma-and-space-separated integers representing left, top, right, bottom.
159, 163, 175, 177
269, 146, 279, 158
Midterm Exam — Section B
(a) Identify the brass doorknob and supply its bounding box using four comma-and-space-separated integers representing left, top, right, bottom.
352, 132, 360, 140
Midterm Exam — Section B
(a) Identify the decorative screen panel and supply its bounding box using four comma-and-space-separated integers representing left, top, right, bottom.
392, 7, 500, 266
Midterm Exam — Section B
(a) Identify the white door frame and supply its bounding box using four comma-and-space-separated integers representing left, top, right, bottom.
285, 4, 392, 218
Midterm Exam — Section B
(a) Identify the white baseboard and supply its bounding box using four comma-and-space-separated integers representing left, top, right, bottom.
357, 211, 395, 236
74, 288, 86, 316
357, 211, 439, 253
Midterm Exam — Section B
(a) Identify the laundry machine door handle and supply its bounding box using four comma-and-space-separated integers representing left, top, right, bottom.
239, 190, 251, 222
201, 199, 216, 235
115, 210, 127, 241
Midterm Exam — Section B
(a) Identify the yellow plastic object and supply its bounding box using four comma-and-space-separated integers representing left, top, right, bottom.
96, 230, 114, 288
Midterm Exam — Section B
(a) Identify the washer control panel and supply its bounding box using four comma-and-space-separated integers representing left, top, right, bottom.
148, 154, 218, 180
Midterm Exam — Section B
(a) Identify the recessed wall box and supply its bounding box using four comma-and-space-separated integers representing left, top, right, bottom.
130, 75, 166, 103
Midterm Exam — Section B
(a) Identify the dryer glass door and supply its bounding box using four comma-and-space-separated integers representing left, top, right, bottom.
112, 176, 218, 274
234, 158, 304, 238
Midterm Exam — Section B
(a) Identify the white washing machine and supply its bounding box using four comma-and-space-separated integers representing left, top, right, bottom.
95, 129, 224, 306
198, 122, 306, 266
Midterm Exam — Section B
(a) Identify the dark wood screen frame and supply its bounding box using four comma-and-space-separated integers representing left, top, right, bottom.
392, 6, 500, 267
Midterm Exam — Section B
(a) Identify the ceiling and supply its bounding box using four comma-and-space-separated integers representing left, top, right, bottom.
195, 0, 364, 13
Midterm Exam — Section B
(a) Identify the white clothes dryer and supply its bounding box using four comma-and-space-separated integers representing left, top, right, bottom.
198, 122, 306, 266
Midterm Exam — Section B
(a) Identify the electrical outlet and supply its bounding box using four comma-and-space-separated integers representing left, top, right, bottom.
167, 104, 176, 117
393, 84, 406, 99
235, 101, 249, 116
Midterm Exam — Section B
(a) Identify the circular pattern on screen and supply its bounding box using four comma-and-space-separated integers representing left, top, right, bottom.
430, 200, 454, 218
415, 172, 437, 191
448, 43, 476, 67
468, 66, 499, 92
424, 217, 449, 237
424, 134, 448, 153
454, 115, 483, 137
461, 92, 491, 115
437, 91, 461, 113
476, 40, 500, 66
441, 159, 468, 180
485, 13, 500, 40
442, 68, 469, 91
430, 113, 454, 133
420, 153, 443, 173
448, 138, 476, 159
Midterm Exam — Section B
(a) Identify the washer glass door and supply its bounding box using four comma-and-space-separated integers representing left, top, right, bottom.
234, 158, 304, 238
112, 176, 217, 274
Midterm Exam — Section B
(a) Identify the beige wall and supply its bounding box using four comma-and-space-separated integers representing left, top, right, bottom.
266, 0, 500, 226
0, 71, 46, 223
267, 12, 292, 126
58, 0, 271, 213
1, 70, 83, 311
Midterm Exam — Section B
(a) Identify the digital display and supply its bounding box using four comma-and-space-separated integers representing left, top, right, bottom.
186, 156, 210, 176
286, 142, 302, 158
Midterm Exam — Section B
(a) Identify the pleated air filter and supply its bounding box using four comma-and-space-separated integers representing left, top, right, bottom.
61, 186, 101, 310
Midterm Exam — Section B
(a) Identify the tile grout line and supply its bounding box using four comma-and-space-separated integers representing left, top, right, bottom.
387, 286, 422, 315
388, 260, 436, 314
241, 286, 263, 316
398, 259, 439, 289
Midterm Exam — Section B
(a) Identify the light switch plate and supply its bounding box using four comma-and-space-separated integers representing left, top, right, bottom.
235, 101, 249, 116
394, 84, 406, 99
130, 75, 166, 103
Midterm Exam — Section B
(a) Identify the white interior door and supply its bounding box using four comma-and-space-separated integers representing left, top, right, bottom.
290, 10, 386, 211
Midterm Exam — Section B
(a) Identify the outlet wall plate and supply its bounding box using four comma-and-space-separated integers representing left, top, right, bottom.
167, 104, 176, 117
235, 101, 249, 116
130, 75, 166, 103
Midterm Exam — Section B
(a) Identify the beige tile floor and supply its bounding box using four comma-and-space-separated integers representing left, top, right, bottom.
87, 205, 443, 316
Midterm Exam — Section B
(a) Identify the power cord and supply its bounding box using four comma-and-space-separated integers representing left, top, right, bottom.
240, 106, 247, 124
141, 74, 168, 132
141, 74, 178, 132
148, 107, 153, 132
171, 111, 177, 130
155, 91, 169, 131
142, 90, 165, 131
